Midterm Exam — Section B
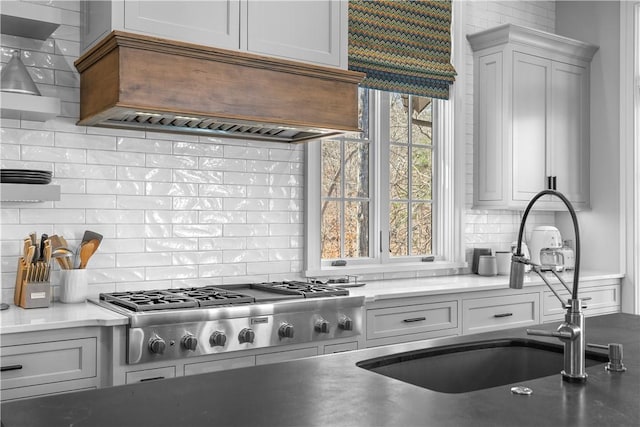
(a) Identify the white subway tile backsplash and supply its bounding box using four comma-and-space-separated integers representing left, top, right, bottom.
117, 195, 172, 210
20, 208, 84, 224
117, 224, 171, 239
173, 141, 223, 157
1, 128, 54, 146
145, 182, 197, 197
146, 153, 198, 169
86, 209, 144, 224
117, 137, 172, 154
87, 150, 145, 166
198, 184, 245, 198
172, 251, 222, 265
55, 132, 115, 150
145, 210, 198, 224
199, 237, 246, 251
56, 194, 116, 209
146, 238, 199, 252
88, 179, 144, 195
223, 249, 268, 263
117, 166, 172, 182
173, 169, 223, 184
173, 224, 223, 238
173, 197, 222, 211
116, 252, 172, 268
199, 157, 245, 171
55, 163, 116, 179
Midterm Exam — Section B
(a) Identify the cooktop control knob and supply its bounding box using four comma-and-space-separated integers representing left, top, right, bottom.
238, 328, 255, 344
338, 315, 353, 331
148, 337, 166, 354
315, 319, 330, 333
181, 334, 198, 351
209, 331, 227, 347
278, 323, 295, 339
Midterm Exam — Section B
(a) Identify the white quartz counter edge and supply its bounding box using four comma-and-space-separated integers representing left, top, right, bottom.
0, 301, 128, 335
346, 270, 623, 302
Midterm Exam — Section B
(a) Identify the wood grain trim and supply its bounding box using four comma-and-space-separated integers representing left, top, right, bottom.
75, 31, 364, 135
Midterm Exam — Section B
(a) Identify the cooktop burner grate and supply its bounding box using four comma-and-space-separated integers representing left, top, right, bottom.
164, 286, 255, 307
252, 281, 349, 298
100, 291, 199, 312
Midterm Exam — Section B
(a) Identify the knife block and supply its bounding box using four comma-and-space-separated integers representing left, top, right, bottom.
18, 281, 51, 308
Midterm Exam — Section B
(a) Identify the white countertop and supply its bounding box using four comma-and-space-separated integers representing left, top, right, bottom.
0, 271, 622, 335
0, 301, 128, 335
346, 270, 623, 301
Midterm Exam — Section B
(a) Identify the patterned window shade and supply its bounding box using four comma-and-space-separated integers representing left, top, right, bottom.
348, 0, 457, 99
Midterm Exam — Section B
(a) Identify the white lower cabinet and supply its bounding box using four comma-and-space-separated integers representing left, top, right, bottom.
125, 366, 176, 384
543, 279, 621, 321
462, 292, 540, 335
184, 355, 256, 376
323, 341, 358, 354
365, 297, 460, 348
0, 328, 102, 402
255, 346, 319, 365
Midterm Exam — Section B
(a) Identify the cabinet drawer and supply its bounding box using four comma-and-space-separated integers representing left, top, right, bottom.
544, 285, 619, 319
323, 341, 358, 354
367, 301, 458, 341
255, 346, 318, 365
125, 366, 176, 384
184, 355, 255, 376
1, 338, 96, 390
462, 293, 539, 335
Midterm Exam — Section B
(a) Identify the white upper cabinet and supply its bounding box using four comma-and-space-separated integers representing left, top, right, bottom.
81, 0, 347, 69
467, 24, 598, 211
244, 0, 345, 68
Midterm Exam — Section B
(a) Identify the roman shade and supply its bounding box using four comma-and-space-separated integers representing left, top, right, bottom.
348, 0, 457, 99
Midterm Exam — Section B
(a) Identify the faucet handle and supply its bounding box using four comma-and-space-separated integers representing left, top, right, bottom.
587, 343, 626, 372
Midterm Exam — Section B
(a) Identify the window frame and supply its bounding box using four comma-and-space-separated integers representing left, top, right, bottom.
304, 91, 463, 278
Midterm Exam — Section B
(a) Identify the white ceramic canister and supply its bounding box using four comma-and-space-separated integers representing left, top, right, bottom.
59, 269, 88, 303
495, 251, 512, 275
477, 255, 497, 276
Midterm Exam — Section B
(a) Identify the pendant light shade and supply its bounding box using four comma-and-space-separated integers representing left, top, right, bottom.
1, 50, 41, 96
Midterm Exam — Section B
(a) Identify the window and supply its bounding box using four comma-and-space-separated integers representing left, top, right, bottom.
305, 89, 460, 277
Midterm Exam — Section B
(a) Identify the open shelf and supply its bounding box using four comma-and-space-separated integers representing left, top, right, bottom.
0, 183, 61, 203
1, 91, 61, 121
0, 2, 62, 40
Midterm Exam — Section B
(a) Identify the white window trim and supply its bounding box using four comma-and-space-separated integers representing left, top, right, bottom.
304, 95, 464, 278
304, 2, 467, 279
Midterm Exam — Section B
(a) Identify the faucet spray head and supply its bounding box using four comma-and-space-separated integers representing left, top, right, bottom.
508, 255, 526, 289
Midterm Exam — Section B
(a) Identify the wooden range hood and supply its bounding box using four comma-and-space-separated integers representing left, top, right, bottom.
74, 31, 364, 143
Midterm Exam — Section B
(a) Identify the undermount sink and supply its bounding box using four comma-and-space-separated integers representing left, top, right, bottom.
357, 339, 607, 394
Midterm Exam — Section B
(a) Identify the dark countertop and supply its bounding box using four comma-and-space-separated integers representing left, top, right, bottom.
2, 313, 639, 426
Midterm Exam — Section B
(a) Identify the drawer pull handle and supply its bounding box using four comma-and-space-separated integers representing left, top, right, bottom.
1, 364, 23, 372
403, 317, 426, 323
494, 313, 513, 318
140, 376, 164, 382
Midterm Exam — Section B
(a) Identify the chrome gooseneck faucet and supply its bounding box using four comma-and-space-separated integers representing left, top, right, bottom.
509, 189, 587, 383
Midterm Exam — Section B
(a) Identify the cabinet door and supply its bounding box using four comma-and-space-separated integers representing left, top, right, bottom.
124, 0, 240, 50
549, 61, 590, 205
511, 52, 551, 203
245, 0, 343, 67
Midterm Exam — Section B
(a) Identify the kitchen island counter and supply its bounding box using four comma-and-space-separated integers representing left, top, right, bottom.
2, 313, 638, 426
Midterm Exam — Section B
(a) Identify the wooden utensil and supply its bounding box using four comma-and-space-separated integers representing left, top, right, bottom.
81, 230, 103, 246
78, 240, 98, 269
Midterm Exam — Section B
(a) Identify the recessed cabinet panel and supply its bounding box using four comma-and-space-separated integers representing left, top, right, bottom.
476, 52, 503, 202
550, 62, 589, 204
246, 0, 342, 67
512, 52, 550, 202
124, 0, 240, 50
1, 338, 97, 391
462, 293, 539, 335
184, 355, 255, 376
125, 366, 176, 384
